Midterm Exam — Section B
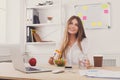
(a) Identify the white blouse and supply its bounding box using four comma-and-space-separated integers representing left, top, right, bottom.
65, 38, 88, 65
54, 38, 93, 66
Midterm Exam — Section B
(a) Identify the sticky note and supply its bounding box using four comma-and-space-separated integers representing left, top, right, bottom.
77, 13, 82, 17
82, 6, 88, 10
104, 9, 109, 14
91, 22, 96, 27
82, 21, 84, 24
82, 16, 87, 20
97, 22, 102, 26
102, 4, 108, 9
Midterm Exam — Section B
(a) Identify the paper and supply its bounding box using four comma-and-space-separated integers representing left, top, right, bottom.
82, 6, 88, 10
97, 22, 102, 26
102, 4, 108, 9
82, 16, 87, 20
79, 69, 120, 79
91, 22, 96, 27
77, 13, 82, 17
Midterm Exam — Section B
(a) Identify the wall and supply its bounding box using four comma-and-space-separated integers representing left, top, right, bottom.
0, 0, 6, 43
6, 0, 21, 44
0, 0, 21, 61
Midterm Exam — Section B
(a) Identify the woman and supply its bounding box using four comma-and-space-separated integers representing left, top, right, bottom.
49, 15, 91, 68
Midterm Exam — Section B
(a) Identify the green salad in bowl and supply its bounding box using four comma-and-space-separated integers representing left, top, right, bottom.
54, 58, 66, 67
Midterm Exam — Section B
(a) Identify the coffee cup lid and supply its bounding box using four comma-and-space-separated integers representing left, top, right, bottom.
93, 54, 103, 57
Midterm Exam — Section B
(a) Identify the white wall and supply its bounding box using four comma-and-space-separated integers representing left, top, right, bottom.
0, 0, 21, 61
6, 0, 21, 44
0, 0, 6, 43
62, 0, 120, 54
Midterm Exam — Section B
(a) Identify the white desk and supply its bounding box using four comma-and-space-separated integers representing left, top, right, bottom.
0, 62, 120, 80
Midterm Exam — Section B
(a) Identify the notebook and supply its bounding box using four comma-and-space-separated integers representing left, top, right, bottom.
10, 45, 52, 73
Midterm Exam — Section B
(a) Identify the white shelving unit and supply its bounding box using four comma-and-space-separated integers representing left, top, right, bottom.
27, 23, 60, 27
27, 41, 56, 45
27, 5, 55, 9
25, 0, 62, 64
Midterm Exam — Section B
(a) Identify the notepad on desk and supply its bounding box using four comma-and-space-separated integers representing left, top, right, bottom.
79, 69, 120, 79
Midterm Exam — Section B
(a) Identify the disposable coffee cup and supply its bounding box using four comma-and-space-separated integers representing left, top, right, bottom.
93, 55, 103, 67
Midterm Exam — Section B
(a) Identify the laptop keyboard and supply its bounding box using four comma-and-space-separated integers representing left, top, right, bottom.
26, 67, 39, 71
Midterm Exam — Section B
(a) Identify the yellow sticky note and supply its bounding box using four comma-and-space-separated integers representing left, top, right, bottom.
82, 21, 84, 24
97, 22, 102, 26
77, 13, 82, 17
101, 4, 108, 9
82, 6, 88, 10
91, 22, 96, 27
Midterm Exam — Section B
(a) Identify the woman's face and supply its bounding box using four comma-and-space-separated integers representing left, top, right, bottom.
68, 19, 79, 35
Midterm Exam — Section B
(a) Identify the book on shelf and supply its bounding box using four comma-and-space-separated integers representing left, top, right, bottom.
26, 26, 35, 42
30, 29, 35, 42
33, 15, 40, 24
33, 9, 40, 24
32, 30, 42, 42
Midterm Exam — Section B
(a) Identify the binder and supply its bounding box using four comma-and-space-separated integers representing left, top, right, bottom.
26, 9, 33, 24
27, 26, 35, 42
33, 9, 40, 24
33, 15, 40, 24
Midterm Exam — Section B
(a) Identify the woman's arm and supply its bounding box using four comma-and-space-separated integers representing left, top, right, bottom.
82, 38, 94, 67
48, 50, 61, 65
48, 41, 62, 65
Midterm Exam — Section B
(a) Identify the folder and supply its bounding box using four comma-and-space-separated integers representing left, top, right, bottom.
79, 69, 120, 79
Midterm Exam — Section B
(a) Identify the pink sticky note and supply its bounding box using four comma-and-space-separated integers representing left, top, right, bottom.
82, 16, 87, 20
104, 9, 109, 14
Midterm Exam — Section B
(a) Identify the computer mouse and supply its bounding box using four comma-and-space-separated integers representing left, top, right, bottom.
52, 70, 64, 74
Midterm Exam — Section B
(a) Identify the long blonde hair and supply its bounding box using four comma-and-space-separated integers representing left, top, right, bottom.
60, 16, 86, 58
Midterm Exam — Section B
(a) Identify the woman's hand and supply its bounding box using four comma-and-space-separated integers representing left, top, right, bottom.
48, 57, 54, 65
84, 59, 91, 68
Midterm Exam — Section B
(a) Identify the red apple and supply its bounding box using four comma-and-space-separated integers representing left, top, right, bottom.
29, 58, 37, 66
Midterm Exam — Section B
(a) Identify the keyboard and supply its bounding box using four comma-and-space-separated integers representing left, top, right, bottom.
26, 67, 39, 71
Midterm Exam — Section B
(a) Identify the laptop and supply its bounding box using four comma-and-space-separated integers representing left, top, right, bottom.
10, 45, 52, 73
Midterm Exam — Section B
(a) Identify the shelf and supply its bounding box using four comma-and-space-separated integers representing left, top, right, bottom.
27, 23, 60, 27
27, 5, 56, 9
26, 0, 61, 47
26, 41, 56, 45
